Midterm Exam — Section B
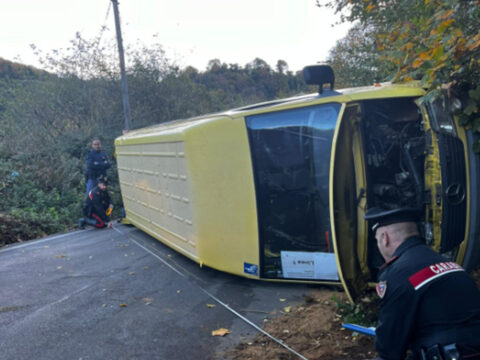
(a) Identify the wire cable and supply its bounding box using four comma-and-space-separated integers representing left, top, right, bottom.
113, 226, 309, 360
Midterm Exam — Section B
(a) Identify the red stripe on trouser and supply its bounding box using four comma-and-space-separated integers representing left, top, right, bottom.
91, 213, 105, 228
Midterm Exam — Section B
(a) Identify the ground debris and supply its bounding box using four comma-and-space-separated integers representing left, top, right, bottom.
0, 213, 46, 246
224, 289, 375, 360
212, 328, 230, 337
225, 269, 480, 360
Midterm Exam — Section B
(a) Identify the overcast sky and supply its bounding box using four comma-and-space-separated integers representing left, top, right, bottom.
0, 0, 350, 72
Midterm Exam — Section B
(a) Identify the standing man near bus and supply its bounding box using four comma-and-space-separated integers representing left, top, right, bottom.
364, 207, 480, 360
85, 137, 111, 195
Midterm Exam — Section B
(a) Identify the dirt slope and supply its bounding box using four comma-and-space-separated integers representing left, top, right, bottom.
0, 213, 44, 246
225, 289, 376, 360
226, 268, 480, 360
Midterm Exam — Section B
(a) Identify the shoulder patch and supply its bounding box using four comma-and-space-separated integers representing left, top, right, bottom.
376, 281, 387, 298
408, 262, 463, 290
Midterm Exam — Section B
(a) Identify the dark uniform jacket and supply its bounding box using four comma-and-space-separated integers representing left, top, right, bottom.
85, 150, 111, 181
375, 236, 480, 360
83, 186, 112, 223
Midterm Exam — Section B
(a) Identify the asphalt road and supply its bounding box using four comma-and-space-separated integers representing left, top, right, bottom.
0, 224, 317, 360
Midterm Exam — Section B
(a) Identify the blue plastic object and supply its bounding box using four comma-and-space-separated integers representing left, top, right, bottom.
342, 323, 376, 337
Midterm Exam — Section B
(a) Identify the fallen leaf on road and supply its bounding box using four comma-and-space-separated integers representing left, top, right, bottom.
283, 306, 292, 313
129, 272, 135, 275
212, 328, 230, 336
119, 303, 127, 307
279, 298, 286, 302
143, 266, 149, 270
206, 304, 216, 308
142, 297, 153, 305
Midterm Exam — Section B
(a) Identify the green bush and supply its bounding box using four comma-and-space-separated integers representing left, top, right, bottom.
332, 293, 379, 327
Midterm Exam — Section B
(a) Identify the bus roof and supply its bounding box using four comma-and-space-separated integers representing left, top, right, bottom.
115, 81, 425, 144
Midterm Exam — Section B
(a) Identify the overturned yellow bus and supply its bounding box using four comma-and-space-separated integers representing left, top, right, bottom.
115, 65, 480, 301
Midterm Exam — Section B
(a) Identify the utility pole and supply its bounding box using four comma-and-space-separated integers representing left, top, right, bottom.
111, 0, 132, 131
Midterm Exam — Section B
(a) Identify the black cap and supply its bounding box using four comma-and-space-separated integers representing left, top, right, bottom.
364, 207, 422, 233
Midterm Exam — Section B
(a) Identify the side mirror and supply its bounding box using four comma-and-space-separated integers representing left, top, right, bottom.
303, 64, 335, 94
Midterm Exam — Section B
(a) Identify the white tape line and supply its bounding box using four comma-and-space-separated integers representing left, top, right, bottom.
113, 227, 186, 278
200, 287, 309, 360
114, 226, 308, 360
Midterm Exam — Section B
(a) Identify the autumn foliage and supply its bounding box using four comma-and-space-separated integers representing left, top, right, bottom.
320, 0, 480, 150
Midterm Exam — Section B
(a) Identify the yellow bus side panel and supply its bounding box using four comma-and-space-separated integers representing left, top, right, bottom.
116, 116, 260, 278
117, 141, 198, 259
185, 116, 260, 277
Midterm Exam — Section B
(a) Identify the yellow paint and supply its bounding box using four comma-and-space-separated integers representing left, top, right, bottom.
453, 120, 471, 265
115, 81, 474, 294
421, 107, 444, 252
116, 114, 259, 278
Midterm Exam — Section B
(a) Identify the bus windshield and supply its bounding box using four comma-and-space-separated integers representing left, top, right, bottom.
246, 103, 341, 280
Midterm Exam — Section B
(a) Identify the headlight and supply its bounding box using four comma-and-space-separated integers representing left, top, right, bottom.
448, 96, 463, 115
429, 96, 458, 137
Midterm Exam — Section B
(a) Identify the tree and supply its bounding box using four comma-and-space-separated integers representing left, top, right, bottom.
318, 0, 480, 149
0, 34, 313, 240
327, 23, 395, 87
276, 60, 289, 74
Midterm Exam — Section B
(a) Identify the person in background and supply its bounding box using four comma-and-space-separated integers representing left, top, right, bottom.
85, 137, 111, 195
364, 207, 480, 360
78, 176, 113, 229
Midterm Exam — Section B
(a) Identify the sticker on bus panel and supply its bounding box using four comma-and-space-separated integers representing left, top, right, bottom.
244, 262, 259, 276
280, 251, 339, 280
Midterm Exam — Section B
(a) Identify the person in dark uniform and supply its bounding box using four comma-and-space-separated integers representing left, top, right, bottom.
85, 138, 111, 195
364, 207, 480, 360
78, 176, 113, 229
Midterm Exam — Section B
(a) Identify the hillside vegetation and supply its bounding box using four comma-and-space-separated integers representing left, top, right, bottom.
0, 40, 311, 245
1, 0, 479, 245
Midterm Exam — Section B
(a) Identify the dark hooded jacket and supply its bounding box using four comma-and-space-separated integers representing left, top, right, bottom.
85, 149, 110, 181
